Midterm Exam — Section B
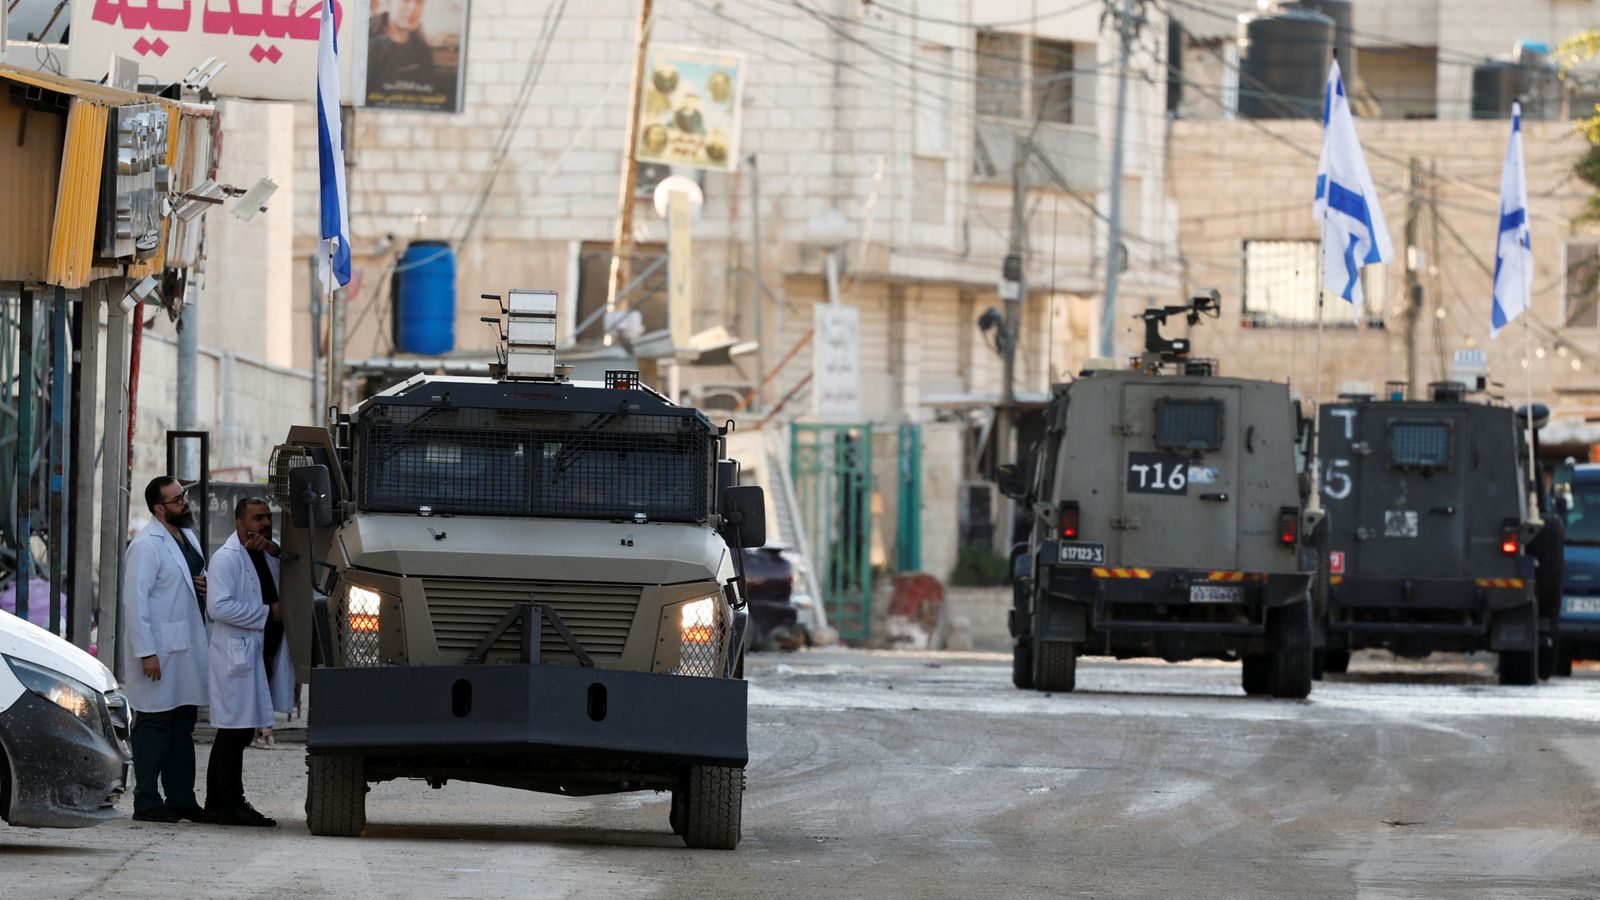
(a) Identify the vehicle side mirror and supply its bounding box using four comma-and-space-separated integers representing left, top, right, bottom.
720, 485, 767, 549
996, 464, 1025, 499
289, 464, 334, 529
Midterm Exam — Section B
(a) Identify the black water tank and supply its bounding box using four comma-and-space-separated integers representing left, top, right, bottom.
1238, 4, 1335, 119
1472, 60, 1519, 119
1294, 0, 1355, 84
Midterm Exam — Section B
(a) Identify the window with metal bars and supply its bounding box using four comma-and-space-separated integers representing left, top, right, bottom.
356, 404, 712, 521
1388, 421, 1451, 470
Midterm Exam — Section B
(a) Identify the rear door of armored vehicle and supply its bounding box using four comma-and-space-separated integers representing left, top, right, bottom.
1323, 404, 1470, 579
1117, 381, 1240, 575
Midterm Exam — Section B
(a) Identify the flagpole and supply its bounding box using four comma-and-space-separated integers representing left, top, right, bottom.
324, 247, 337, 420
1524, 314, 1540, 524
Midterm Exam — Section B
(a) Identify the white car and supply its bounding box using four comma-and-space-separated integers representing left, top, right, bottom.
0, 609, 130, 827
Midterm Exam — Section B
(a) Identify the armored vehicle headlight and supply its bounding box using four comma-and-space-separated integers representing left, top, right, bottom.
347, 585, 383, 633
340, 584, 389, 667
660, 593, 725, 677
680, 596, 718, 645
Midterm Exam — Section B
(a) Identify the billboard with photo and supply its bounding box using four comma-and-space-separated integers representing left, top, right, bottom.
637, 44, 746, 173
364, 0, 469, 113
66, 0, 366, 103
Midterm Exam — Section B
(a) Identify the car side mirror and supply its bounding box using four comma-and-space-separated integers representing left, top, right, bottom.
289, 464, 334, 529
996, 464, 1025, 499
720, 485, 767, 549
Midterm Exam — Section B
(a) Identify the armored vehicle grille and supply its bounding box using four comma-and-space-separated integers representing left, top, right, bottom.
420, 577, 642, 665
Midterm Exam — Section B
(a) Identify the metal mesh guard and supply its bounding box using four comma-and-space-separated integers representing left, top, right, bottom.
1155, 398, 1222, 450
358, 405, 711, 522
674, 602, 724, 677
1391, 422, 1450, 468
339, 595, 382, 667
267, 445, 313, 508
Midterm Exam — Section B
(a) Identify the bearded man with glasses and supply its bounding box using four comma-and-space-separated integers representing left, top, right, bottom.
121, 476, 213, 823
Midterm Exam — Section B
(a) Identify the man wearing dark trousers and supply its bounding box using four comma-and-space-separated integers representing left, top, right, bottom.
122, 477, 212, 823
204, 497, 294, 826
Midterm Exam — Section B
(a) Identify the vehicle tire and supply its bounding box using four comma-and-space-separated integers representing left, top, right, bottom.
1311, 648, 1325, 682
1241, 655, 1270, 695
1498, 647, 1538, 686
305, 754, 367, 837
1011, 639, 1034, 690
681, 766, 743, 850
1034, 640, 1076, 693
1321, 649, 1352, 674
1267, 595, 1313, 699
1555, 654, 1574, 678
669, 789, 687, 835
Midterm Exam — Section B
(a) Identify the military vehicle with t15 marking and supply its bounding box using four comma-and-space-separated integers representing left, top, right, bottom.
1316, 379, 1560, 684
1000, 290, 1321, 698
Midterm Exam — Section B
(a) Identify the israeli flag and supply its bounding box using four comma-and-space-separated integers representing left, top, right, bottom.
1491, 102, 1532, 337
317, 2, 351, 289
1313, 60, 1392, 315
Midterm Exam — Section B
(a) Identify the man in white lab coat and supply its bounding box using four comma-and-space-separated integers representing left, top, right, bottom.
122, 476, 211, 824
203, 497, 293, 827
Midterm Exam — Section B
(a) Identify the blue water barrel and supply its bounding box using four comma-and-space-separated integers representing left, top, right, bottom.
396, 240, 455, 355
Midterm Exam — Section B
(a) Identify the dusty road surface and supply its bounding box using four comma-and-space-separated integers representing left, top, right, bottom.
3, 650, 1598, 899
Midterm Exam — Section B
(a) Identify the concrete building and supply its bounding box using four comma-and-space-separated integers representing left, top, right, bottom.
1165, 0, 1600, 452
278, 0, 1183, 585
1172, 0, 1600, 122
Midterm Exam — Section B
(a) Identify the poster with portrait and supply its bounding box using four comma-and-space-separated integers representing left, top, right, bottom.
637, 45, 746, 173
364, 0, 469, 112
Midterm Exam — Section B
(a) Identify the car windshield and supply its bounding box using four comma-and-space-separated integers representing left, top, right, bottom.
1564, 480, 1600, 544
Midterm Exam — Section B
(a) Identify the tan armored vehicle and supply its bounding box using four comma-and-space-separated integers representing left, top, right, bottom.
1000, 291, 1320, 698
269, 290, 765, 848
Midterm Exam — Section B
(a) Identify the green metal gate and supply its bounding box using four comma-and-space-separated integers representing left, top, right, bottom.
792, 424, 873, 641
896, 424, 922, 573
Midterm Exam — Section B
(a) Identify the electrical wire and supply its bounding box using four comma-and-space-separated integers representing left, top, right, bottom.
860, 0, 1104, 30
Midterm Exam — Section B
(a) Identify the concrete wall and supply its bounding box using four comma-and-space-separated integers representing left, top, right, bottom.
129, 331, 315, 495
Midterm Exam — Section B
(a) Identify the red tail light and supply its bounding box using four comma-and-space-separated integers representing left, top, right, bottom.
1278, 508, 1299, 546
1501, 533, 1520, 555
1060, 502, 1080, 540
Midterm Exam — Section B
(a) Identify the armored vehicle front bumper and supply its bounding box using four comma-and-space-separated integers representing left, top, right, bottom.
308, 663, 747, 768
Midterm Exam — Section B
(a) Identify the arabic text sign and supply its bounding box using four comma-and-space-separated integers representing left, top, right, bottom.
812, 304, 861, 421
69, 1, 365, 104
637, 44, 746, 173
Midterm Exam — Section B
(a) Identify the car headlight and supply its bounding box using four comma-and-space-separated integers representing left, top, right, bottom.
341, 585, 386, 667
4, 655, 99, 726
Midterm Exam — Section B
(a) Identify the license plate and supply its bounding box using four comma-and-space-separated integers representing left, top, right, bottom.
1058, 542, 1106, 566
1190, 584, 1242, 604
1563, 595, 1600, 616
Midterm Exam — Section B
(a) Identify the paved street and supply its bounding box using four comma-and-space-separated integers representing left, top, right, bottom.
3, 650, 1598, 899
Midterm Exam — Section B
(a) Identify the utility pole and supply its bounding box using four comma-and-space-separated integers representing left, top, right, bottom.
748, 153, 767, 411
1403, 157, 1423, 399
604, 0, 654, 346
995, 136, 1029, 551
1097, 0, 1139, 359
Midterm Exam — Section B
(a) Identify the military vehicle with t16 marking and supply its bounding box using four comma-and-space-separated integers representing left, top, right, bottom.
1000, 290, 1321, 698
